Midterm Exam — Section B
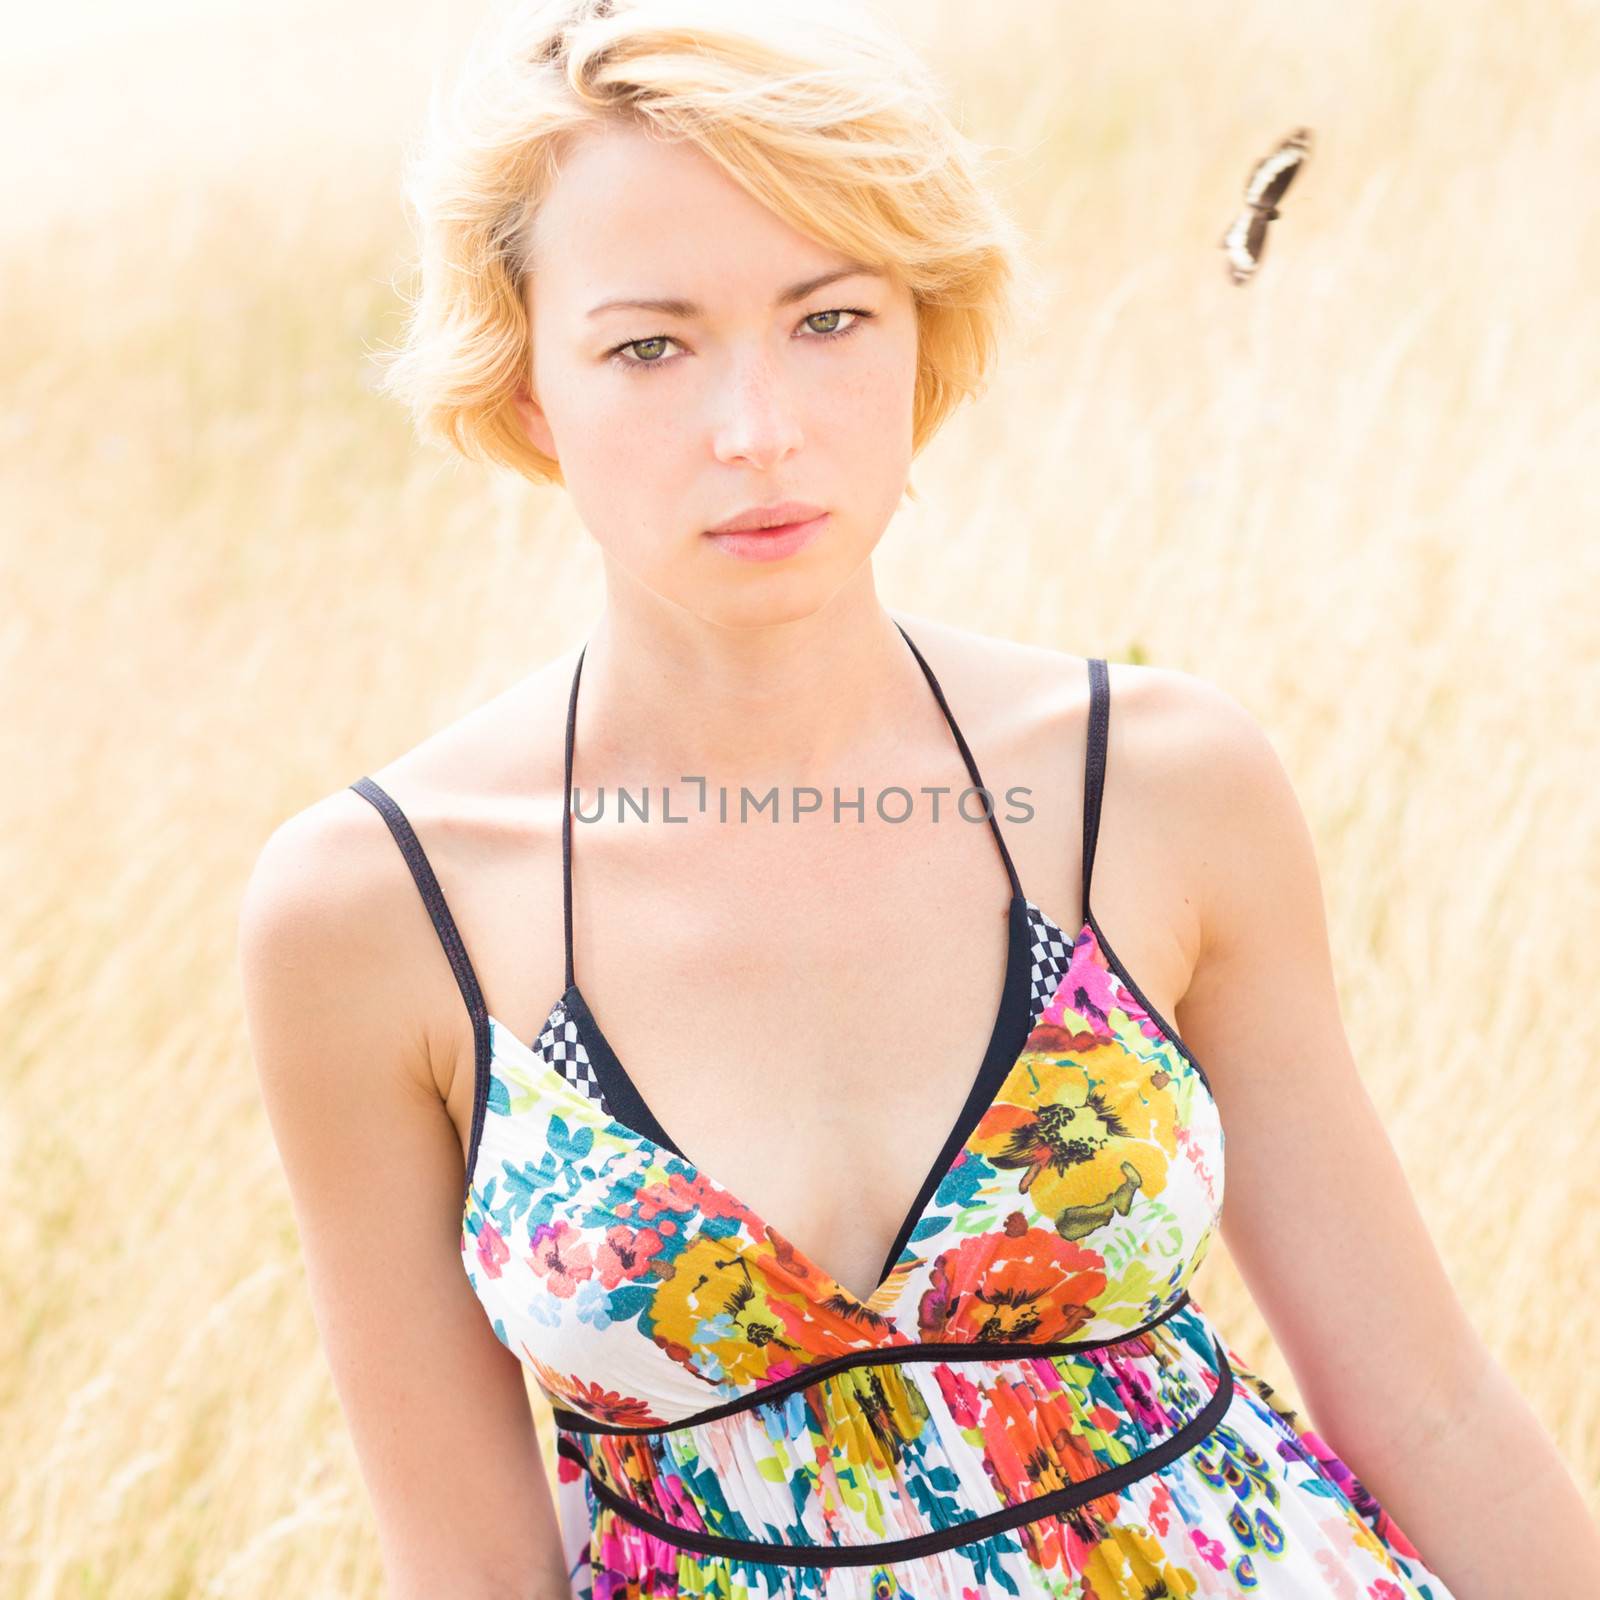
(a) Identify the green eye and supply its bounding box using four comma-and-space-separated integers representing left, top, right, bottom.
605, 307, 876, 375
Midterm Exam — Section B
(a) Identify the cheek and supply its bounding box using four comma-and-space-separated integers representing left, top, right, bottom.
555, 385, 696, 544
532, 338, 689, 474
859, 354, 917, 425
562, 370, 683, 459
841, 312, 918, 419
824, 339, 919, 465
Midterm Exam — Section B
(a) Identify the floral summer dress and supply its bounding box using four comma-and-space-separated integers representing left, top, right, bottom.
350, 627, 1459, 1599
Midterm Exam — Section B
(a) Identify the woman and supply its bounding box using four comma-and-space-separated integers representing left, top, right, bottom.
239, 1, 1598, 1595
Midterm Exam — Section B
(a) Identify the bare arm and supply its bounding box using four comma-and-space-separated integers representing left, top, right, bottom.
1144, 669, 1600, 1594
238, 798, 575, 1599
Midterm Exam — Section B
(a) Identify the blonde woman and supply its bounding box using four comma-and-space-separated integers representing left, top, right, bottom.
239, 1, 1596, 1596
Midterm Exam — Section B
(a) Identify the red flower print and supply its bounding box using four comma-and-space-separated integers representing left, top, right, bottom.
474, 1218, 510, 1279
1146, 1475, 1174, 1535
932, 1364, 983, 1427
917, 1229, 1106, 1342
593, 1224, 666, 1290
527, 1219, 594, 1297
629, 1168, 751, 1226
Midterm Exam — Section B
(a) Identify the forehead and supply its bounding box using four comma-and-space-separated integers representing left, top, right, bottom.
530, 121, 860, 307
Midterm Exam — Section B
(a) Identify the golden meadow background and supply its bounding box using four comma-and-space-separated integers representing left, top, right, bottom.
4, 0, 1597, 1591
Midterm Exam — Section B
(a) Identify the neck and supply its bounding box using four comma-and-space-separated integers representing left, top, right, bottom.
570, 579, 932, 791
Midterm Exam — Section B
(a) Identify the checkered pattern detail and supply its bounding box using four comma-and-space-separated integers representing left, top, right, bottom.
532, 996, 608, 1111
1024, 898, 1080, 1022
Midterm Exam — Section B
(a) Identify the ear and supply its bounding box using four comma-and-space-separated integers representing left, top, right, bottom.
511, 382, 558, 463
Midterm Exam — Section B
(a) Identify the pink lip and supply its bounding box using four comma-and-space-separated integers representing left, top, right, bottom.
707, 499, 825, 534
704, 512, 829, 563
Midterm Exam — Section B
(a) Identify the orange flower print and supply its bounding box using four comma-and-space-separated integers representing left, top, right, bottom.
1145, 1474, 1177, 1536
917, 1228, 1107, 1342
972, 1027, 1179, 1240
980, 1382, 1105, 1504
527, 1218, 595, 1297
649, 1229, 892, 1387
520, 1347, 670, 1429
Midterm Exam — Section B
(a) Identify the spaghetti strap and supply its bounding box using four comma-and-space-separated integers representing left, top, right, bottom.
349, 775, 490, 1027
349, 775, 492, 1204
561, 645, 587, 994
1081, 657, 1110, 922
894, 620, 1025, 903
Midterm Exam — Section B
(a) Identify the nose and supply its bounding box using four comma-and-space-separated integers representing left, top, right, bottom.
710, 349, 805, 469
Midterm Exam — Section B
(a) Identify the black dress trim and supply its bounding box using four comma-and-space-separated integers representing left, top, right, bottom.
555, 1325, 1234, 1568
348, 775, 492, 1209
551, 1287, 1192, 1435
1087, 910, 1218, 1102
1081, 656, 1110, 919
1077, 658, 1217, 1102
870, 889, 1036, 1286
562, 981, 686, 1158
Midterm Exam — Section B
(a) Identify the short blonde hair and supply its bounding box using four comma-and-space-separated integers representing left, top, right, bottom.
374, 0, 1043, 494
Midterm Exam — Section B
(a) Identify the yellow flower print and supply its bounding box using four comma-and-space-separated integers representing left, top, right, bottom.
972, 1026, 1179, 1241
648, 1231, 888, 1387
811, 1361, 931, 1484
1080, 1521, 1201, 1596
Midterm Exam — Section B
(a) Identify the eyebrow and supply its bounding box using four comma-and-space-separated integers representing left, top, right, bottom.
586, 265, 886, 320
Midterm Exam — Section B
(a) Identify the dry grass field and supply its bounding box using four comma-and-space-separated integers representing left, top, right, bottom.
3, 0, 1596, 1593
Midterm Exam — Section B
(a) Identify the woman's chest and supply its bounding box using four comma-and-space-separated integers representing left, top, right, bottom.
444, 831, 1193, 1309
459, 876, 1224, 1385
615, 905, 1020, 1284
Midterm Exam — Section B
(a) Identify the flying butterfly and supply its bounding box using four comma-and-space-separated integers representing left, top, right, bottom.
1220, 126, 1314, 284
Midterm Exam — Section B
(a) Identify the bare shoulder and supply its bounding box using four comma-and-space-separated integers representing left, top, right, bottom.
361, 643, 583, 811
242, 650, 580, 1088
238, 786, 445, 1097
1092, 662, 1337, 1107
1097, 661, 1310, 905
1088, 657, 1300, 951
1102, 657, 1280, 800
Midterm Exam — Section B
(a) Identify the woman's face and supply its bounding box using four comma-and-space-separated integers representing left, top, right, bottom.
513, 120, 920, 628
